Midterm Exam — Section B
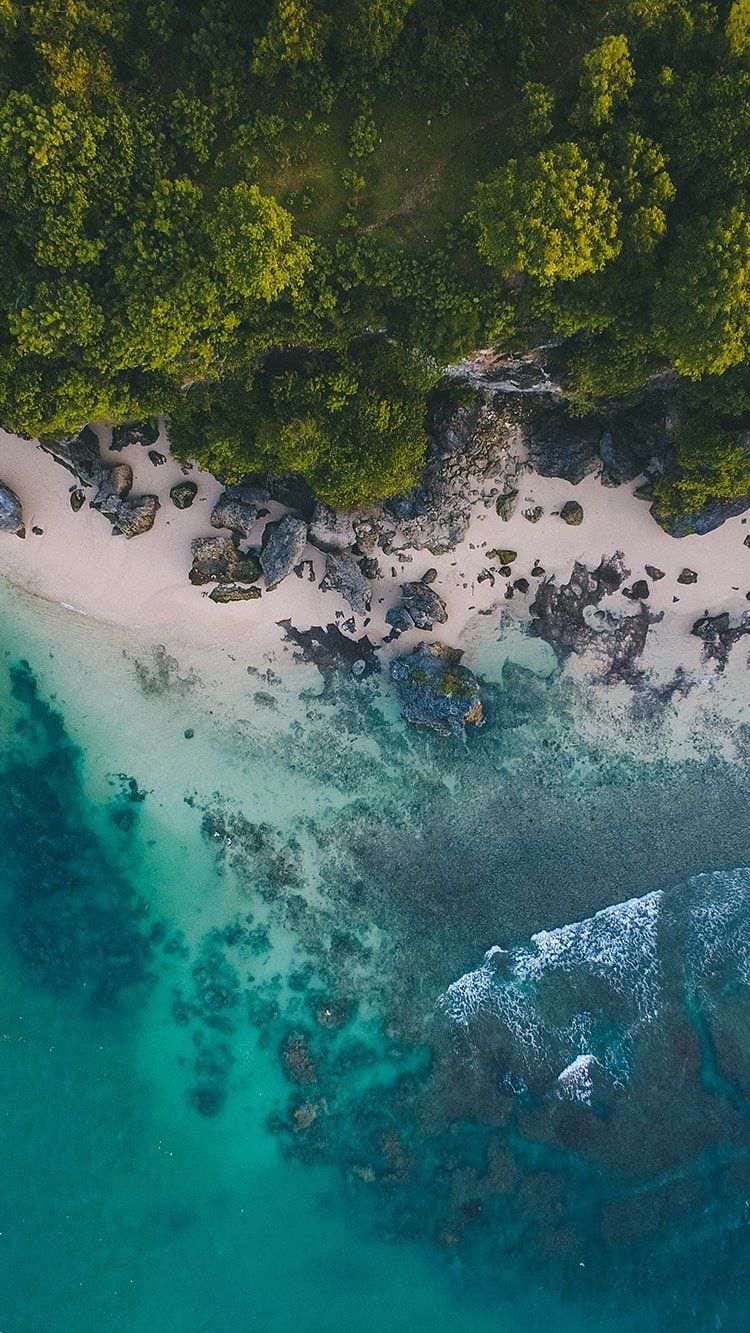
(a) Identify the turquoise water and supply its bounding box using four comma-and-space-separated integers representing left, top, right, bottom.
2, 582, 750, 1332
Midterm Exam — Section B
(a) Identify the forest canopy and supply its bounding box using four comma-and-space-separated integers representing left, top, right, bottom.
0, 0, 750, 507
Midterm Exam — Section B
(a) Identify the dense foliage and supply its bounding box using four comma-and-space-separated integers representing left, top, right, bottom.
1, 0, 750, 506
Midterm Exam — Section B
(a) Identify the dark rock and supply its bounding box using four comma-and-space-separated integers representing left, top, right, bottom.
148, 450, 167, 466
691, 611, 750, 672
260, 514, 308, 589
677, 568, 698, 585
190, 534, 239, 585
390, 641, 484, 737
384, 605, 416, 634
651, 493, 750, 538
106, 494, 160, 539
39, 426, 104, 487
208, 584, 262, 603
523, 506, 544, 523
529, 552, 662, 684
184, 728, 195, 739
358, 556, 381, 580
526, 407, 601, 484
70, 488, 86, 512
400, 580, 448, 630
598, 431, 643, 487
421, 568, 439, 584
496, 490, 518, 520
531, 562, 545, 577
91, 463, 133, 511
210, 485, 260, 537
111, 419, 160, 450
320, 553, 371, 615
560, 500, 583, 526
513, 578, 530, 594
32, 526, 43, 536
309, 502, 357, 553
233, 554, 262, 584
277, 620, 380, 678
0, 483, 24, 534
626, 579, 650, 600
266, 475, 316, 518
645, 565, 665, 581
170, 481, 198, 509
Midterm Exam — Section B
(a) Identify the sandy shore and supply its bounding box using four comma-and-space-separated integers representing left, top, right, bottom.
0, 424, 749, 680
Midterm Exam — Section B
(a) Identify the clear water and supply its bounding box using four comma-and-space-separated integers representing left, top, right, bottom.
2, 580, 750, 1333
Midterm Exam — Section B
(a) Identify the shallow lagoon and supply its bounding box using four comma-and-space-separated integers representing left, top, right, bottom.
2, 581, 750, 1333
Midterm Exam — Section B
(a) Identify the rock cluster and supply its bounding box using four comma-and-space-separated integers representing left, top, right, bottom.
691, 611, 750, 672
390, 641, 483, 736
40, 426, 159, 537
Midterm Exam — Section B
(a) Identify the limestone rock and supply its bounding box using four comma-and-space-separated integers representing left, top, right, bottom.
390, 642, 484, 737
39, 426, 104, 487
190, 534, 239, 585
320, 552, 371, 615
208, 584, 262, 603
560, 500, 583, 526
106, 493, 160, 538
400, 579, 448, 630
260, 514, 308, 589
211, 486, 260, 538
309, 502, 357, 553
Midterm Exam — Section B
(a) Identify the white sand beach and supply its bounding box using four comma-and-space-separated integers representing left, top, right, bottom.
0, 424, 749, 681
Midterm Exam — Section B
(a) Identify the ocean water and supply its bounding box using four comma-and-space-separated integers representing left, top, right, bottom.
2, 580, 750, 1333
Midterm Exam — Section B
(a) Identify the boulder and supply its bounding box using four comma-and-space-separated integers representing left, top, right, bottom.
677, 568, 698, 585
190, 534, 239, 585
110, 419, 160, 451
400, 580, 448, 630
208, 584, 262, 603
390, 642, 484, 737
495, 490, 518, 520
91, 463, 133, 511
39, 426, 105, 487
260, 514, 308, 589
309, 502, 357, 553
105, 493, 160, 538
211, 485, 260, 537
69, 488, 86, 512
560, 500, 583, 526
0, 483, 24, 535
320, 553, 371, 615
526, 406, 601, 484
645, 564, 665, 581
170, 481, 198, 509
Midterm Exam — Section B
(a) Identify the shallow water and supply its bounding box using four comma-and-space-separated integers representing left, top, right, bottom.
2, 581, 750, 1332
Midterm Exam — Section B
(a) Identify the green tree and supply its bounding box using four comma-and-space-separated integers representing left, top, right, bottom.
654, 207, 750, 376
576, 34, 635, 127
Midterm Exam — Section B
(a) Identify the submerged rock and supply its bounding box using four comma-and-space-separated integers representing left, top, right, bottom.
320, 552, 371, 615
261, 514, 308, 589
390, 642, 484, 736
278, 620, 380, 678
691, 611, 750, 672
0, 483, 24, 535
530, 553, 662, 684
170, 481, 198, 509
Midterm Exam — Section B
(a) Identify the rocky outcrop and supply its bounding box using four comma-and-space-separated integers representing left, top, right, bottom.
530, 553, 662, 683
0, 483, 24, 535
211, 485, 261, 538
320, 552, 371, 615
170, 481, 197, 509
260, 514, 308, 589
308, 502, 357, 553
390, 642, 484, 737
110, 419, 160, 451
526, 406, 601, 484
651, 493, 750, 538
386, 578, 448, 633
691, 611, 750, 672
39, 426, 104, 486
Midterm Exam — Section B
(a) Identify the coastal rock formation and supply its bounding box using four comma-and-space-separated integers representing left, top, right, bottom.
39, 426, 104, 486
386, 579, 448, 633
390, 642, 483, 736
0, 483, 24, 535
651, 492, 750, 537
530, 553, 662, 683
691, 611, 750, 672
309, 502, 357, 553
110, 419, 160, 451
261, 515, 308, 589
320, 553, 371, 615
211, 486, 261, 538
170, 481, 197, 509
527, 406, 601, 484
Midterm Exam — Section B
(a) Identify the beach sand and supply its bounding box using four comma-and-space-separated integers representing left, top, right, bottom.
0, 424, 749, 680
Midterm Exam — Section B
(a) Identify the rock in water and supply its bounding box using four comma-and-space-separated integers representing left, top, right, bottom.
320, 553, 371, 615
308, 502, 357, 553
691, 611, 750, 672
390, 642, 484, 737
0, 483, 24, 535
260, 515, 308, 589
210, 486, 260, 537
110, 419, 160, 451
170, 481, 198, 509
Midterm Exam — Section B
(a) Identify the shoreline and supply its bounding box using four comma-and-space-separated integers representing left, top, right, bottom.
1, 424, 750, 685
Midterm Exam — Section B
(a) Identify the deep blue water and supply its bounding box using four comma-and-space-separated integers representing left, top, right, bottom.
2, 583, 750, 1332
